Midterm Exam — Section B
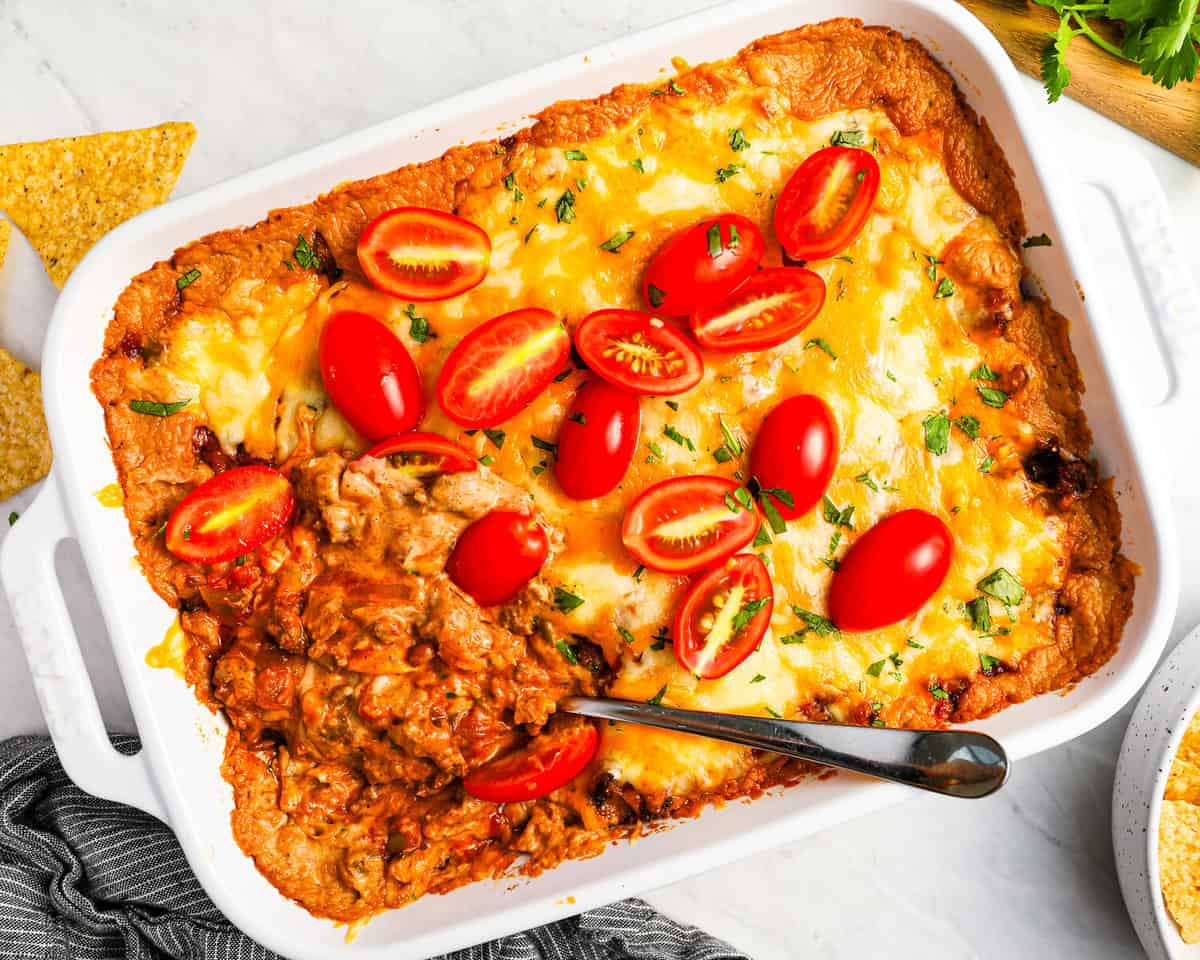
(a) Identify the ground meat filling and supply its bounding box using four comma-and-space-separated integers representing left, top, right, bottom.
200, 453, 610, 915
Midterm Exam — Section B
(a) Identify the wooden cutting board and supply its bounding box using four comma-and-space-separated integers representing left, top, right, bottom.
957, 0, 1200, 166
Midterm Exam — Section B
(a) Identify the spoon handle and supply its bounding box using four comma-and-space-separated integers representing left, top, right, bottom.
560, 696, 1009, 799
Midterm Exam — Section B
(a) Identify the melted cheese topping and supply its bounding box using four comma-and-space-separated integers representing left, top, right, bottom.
157, 95, 1062, 797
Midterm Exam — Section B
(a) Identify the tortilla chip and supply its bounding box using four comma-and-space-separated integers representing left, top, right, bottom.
0, 348, 52, 498
1167, 757, 1200, 805
0, 218, 10, 269
1161, 800, 1200, 943
1176, 714, 1200, 768
0, 123, 195, 287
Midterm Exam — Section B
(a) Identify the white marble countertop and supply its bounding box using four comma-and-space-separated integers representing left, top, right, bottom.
2, 2, 1199, 957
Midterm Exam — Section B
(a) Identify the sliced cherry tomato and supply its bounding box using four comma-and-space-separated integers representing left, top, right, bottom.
622, 475, 759, 574
675, 554, 774, 679
437, 308, 569, 428
574, 310, 703, 396
829, 509, 953, 632
641, 214, 765, 317
446, 510, 549, 605
463, 720, 599, 802
165, 465, 295, 564
357, 206, 491, 301
361, 431, 476, 474
691, 268, 826, 352
774, 146, 880, 262
750, 395, 838, 521
555, 381, 641, 500
319, 310, 423, 441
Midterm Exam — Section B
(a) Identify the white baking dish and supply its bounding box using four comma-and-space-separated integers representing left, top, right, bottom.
3, 2, 1196, 957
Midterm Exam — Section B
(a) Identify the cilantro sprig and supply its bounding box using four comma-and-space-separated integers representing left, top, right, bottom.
1034, 0, 1200, 101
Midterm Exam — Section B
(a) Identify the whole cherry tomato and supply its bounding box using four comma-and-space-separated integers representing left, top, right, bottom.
446, 510, 549, 605
674, 553, 774, 679
642, 214, 765, 316
774, 146, 880, 262
555, 380, 641, 500
750, 395, 838, 520
357, 206, 491, 301
319, 310, 423, 440
828, 509, 953, 631
165, 465, 294, 564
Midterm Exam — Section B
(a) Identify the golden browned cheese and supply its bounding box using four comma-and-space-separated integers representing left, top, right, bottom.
91, 19, 1133, 921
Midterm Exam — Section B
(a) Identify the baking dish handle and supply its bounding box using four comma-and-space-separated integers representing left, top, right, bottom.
1077, 142, 1200, 407
1, 478, 169, 824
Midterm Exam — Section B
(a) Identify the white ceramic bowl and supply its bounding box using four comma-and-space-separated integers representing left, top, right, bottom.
1115, 623, 1200, 959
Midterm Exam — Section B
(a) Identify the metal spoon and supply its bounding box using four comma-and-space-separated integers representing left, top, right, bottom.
561, 696, 1009, 799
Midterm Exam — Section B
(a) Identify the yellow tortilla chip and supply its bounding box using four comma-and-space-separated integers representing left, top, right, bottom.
0, 123, 195, 287
1167, 757, 1200, 805
1161, 800, 1200, 943
0, 218, 10, 269
0, 348, 52, 498
1176, 713, 1200, 768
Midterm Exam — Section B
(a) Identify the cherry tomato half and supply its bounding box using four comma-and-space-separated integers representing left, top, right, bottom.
622, 475, 759, 574
165, 465, 295, 565
828, 509, 953, 632
555, 380, 641, 500
574, 310, 703, 396
749, 395, 838, 521
319, 310, 423, 441
436, 308, 569, 428
642, 214, 765, 317
361, 431, 476, 474
463, 720, 599, 802
691, 268, 826, 353
446, 510, 549, 606
357, 206, 491, 301
774, 147, 880, 262
675, 554, 774, 679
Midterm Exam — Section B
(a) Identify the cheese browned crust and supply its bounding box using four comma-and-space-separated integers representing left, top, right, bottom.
91, 19, 1134, 920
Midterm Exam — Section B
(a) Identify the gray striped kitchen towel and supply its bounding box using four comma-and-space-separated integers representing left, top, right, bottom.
0, 735, 750, 960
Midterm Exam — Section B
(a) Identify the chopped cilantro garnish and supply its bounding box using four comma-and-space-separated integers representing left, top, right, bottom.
979, 456, 995, 474
923, 412, 951, 455
129, 398, 190, 417
830, 129, 867, 147
933, 277, 956, 299
929, 684, 949, 701
977, 568, 1025, 606
779, 632, 806, 645
668, 80, 685, 95
714, 163, 741, 183
907, 639, 924, 649
568, 412, 586, 425
293, 235, 319, 270
483, 428, 506, 450
647, 283, 667, 308
478, 455, 494, 466
752, 524, 772, 548
600, 230, 635, 253
731, 597, 769, 633
978, 386, 1009, 408
728, 128, 748, 151
751, 673, 766, 683
980, 653, 1002, 674
1022, 233, 1052, 248
555, 639, 579, 664
7, 512, 18, 527
707, 222, 723, 258
632, 564, 645, 582
531, 435, 558, 456
855, 472, 879, 492
564, 149, 588, 161
524, 225, 538, 244
821, 496, 854, 529
618, 627, 636, 645
791, 606, 839, 638
804, 338, 837, 360
630, 158, 645, 173
555, 189, 576, 224
969, 362, 999, 381
663, 424, 695, 451
404, 303, 432, 343
867, 659, 886, 677
175, 268, 201, 290
647, 684, 668, 706
764, 705, 782, 719
966, 596, 992, 632
954, 415, 981, 439
553, 586, 585, 613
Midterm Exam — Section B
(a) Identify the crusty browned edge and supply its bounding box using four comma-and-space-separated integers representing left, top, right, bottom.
91, 16, 1131, 811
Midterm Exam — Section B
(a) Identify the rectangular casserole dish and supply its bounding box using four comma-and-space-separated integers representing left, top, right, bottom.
4, 1, 1196, 956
